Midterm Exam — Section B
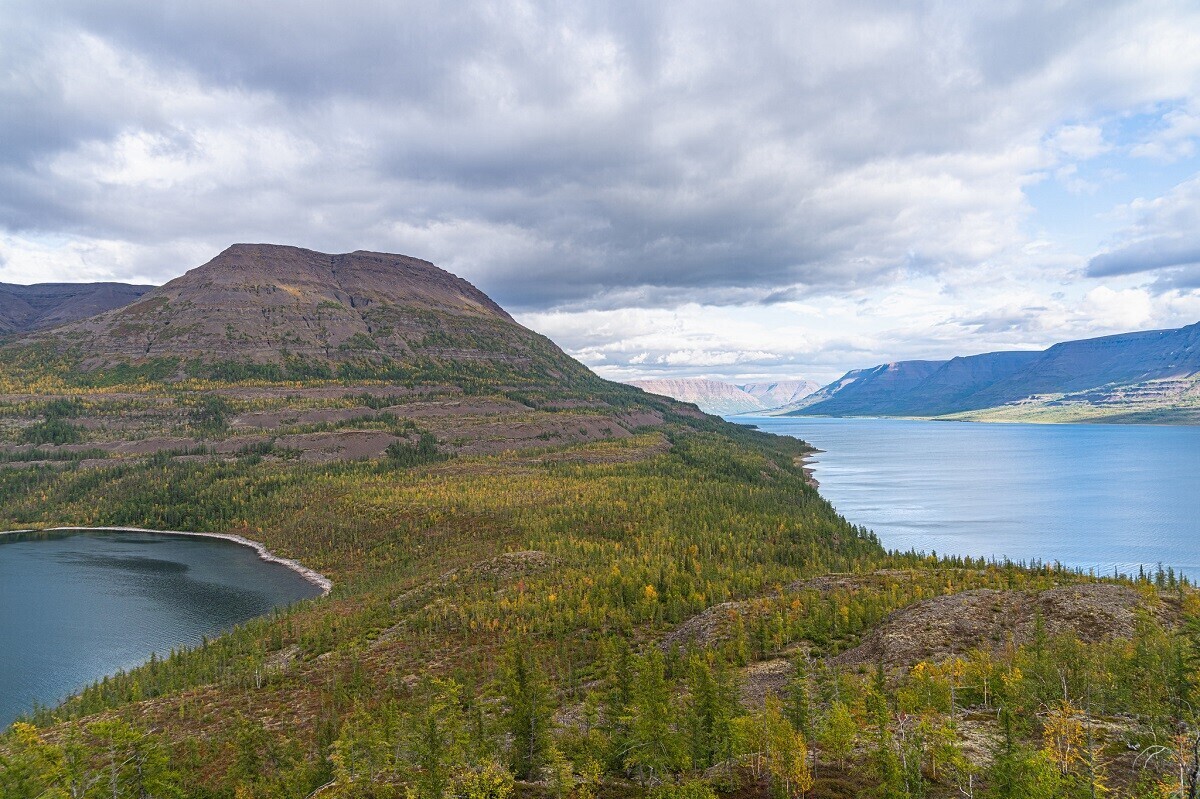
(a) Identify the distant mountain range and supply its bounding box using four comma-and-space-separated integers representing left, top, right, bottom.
788, 322, 1200, 423
6, 263, 1198, 424
629, 378, 819, 416
0, 282, 152, 335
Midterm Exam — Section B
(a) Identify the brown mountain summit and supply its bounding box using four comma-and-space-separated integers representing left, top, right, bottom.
37, 244, 581, 383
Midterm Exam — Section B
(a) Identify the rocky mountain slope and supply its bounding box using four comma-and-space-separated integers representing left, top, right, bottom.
14, 244, 595, 387
740, 379, 820, 408
630, 377, 817, 415
0, 243, 707, 469
1, 244, 1194, 799
0, 281, 151, 335
789, 321, 1200, 422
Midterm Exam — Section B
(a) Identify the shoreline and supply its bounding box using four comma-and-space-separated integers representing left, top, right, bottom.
0, 525, 332, 597
798, 449, 822, 489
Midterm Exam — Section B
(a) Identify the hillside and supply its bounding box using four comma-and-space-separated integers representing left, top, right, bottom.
12, 244, 593, 391
630, 378, 818, 415
789, 321, 1200, 422
1, 247, 1198, 799
0, 245, 700, 466
0, 281, 151, 334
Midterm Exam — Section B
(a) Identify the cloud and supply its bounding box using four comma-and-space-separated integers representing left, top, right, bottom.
2, 1, 1200, 379
1086, 175, 1200, 280
1087, 239, 1200, 278
3, 1, 1199, 306
1130, 103, 1200, 161
1048, 124, 1109, 160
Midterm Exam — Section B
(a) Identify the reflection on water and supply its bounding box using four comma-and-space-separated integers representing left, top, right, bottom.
0, 530, 322, 728
743, 417, 1200, 581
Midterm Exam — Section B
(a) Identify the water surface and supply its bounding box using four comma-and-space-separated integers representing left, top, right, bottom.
0, 530, 322, 728
743, 417, 1200, 580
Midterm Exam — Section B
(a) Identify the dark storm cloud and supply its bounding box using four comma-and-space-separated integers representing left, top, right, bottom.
0, 0, 1195, 311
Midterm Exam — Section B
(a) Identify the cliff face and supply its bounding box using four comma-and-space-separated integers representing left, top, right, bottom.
630, 379, 765, 415
740, 380, 820, 408
786, 361, 947, 416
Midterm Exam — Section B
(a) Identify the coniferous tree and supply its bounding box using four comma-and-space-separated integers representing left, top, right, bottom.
499, 642, 553, 780
624, 648, 682, 783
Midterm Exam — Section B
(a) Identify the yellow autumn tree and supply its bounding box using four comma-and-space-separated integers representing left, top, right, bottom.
1041, 700, 1085, 775
748, 695, 814, 799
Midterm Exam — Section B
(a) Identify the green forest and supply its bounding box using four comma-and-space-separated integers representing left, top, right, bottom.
1, 369, 1199, 799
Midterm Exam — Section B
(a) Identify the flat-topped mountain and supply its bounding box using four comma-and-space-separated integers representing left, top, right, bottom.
629, 377, 818, 415
0, 282, 151, 335
789, 321, 1200, 422
24, 244, 591, 385
0, 242, 710, 468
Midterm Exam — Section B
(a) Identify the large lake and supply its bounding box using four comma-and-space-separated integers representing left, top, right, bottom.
743, 417, 1200, 581
0, 530, 323, 728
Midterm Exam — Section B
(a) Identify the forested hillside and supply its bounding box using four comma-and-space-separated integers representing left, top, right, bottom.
2, 248, 1200, 799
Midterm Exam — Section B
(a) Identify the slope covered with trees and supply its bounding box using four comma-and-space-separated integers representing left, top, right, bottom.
2, 247, 1199, 798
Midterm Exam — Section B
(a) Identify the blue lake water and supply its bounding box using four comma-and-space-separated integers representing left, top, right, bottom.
0, 530, 323, 728
742, 417, 1200, 581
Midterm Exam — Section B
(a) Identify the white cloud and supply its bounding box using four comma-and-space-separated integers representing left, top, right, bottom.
1087, 174, 1200, 281
1049, 124, 1109, 160
1081, 286, 1153, 330
1, 1, 1200, 380
1130, 102, 1200, 161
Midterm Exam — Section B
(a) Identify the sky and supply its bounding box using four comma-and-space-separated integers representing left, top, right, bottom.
2, 1, 1200, 384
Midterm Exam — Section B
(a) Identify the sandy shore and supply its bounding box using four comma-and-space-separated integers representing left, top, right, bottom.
0, 525, 332, 596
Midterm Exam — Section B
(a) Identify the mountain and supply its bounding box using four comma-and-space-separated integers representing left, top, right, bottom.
0, 242, 706, 466
740, 380, 820, 408
0, 243, 1189, 798
21, 244, 593, 386
785, 360, 947, 416
790, 321, 1200, 422
629, 377, 818, 415
0, 281, 151, 335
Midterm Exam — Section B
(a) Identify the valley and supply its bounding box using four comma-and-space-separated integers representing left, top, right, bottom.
1, 246, 1198, 799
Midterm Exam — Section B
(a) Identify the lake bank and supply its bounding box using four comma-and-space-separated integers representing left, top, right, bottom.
0, 528, 326, 727
0, 526, 332, 596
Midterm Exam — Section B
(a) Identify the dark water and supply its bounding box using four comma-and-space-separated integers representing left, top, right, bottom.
0, 530, 322, 728
743, 417, 1200, 581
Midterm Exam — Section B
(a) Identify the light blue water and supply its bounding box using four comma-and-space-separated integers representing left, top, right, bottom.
743, 417, 1200, 580
0, 530, 323, 728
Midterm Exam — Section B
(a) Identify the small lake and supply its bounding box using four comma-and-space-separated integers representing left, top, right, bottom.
0, 529, 323, 728
742, 417, 1200, 582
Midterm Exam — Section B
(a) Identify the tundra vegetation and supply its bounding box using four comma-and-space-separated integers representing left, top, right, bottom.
3, 365, 1199, 799
2, 247, 1200, 797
